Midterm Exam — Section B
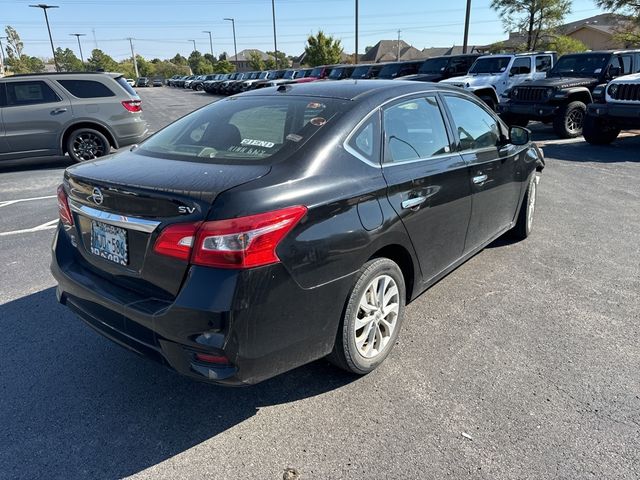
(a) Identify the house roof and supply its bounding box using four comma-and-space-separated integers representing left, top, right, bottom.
361, 40, 426, 63
422, 45, 482, 57
229, 49, 272, 62
558, 13, 629, 36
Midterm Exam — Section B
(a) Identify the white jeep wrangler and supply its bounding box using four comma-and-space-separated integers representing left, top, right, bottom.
583, 73, 640, 144
440, 52, 556, 110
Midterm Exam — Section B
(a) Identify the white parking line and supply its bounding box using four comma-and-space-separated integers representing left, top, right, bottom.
0, 219, 58, 237
0, 195, 57, 208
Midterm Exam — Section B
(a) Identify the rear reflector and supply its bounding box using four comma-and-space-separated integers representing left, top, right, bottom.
194, 353, 229, 365
152, 205, 307, 269
122, 99, 142, 112
57, 184, 74, 226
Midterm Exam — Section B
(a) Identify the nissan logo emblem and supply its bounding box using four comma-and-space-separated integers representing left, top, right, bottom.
91, 187, 104, 206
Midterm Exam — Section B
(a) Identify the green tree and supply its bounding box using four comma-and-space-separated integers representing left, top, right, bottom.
117, 60, 136, 79
491, 0, 571, 51
171, 53, 189, 66
266, 50, 289, 68
247, 50, 265, 70
135, 55, 155, 77
87, 49, 118, 72
6, 55, 45, 74
595, 1, 640, 47
153, 60, 189, 78
214, 59, 235, 73
56, 47, 83, 71
303, 31, 343, 67
542, 35, 588, 54
4, 26, 24, 61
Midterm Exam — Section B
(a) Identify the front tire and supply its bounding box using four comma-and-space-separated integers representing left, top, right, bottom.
553, 101, 586, 138
582, 115, 620, 145
512, 174, 538, 240
328, 258, 406, 375
66, 128, 110, 163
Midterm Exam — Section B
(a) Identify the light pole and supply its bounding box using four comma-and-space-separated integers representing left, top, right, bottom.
189, 39, 197, 52
202, 30, 215, 61
29, 4, 59, 72
223, 18, 238, 65
354, 0, 359, 64
271, 0, 279, 69
70, 33, 86, 65
462, 0, 471, 54
127, 37, 139, 77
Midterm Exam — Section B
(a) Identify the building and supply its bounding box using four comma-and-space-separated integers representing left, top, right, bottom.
360, 40, 425, 63
421, 45, 483, 57
228, 49, 273, 72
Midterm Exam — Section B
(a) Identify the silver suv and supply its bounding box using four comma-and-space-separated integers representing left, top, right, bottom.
0, 72, 147, 162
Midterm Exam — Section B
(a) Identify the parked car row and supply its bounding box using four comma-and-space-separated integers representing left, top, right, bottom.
166, 49, 640, 139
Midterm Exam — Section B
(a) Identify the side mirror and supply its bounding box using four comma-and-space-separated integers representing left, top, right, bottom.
509, 126, 530, 146
608, 66, 621, 78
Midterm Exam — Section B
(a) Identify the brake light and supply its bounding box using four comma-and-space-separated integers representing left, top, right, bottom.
194, 353, 229, 365
192, 206, 307, 269
153, 223, 199, 261
57, 184, 74, 226
122, 99, 142, 112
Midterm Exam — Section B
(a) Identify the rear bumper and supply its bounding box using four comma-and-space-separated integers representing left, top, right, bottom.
498, 101, 558, 119
587, 102, 640, 128
51, 225, 353, 386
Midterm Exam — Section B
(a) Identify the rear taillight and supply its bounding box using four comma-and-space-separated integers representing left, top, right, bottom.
57, 184, 74, 226
122, 99, 142, 112
152, 206, 307, 268
153, 223, 199, 261
194, 353, 229, 365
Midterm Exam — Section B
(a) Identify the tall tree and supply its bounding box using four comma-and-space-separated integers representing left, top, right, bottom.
87, 49, 118, 72
595, 0, 640, 46
303, 31, 343, 67
266, 50, 289, 68
491, 0, 572, 51
214, 59, 235, 73
55, 47, 83, 71
247, 51, 265, 71
4, 26, 24, 60
171, 53, 188, 66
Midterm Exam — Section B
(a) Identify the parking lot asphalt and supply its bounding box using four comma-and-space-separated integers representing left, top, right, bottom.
0, 86, 638, 480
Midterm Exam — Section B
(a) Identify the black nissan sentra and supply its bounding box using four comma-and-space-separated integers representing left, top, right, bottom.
52, 80, 544, 385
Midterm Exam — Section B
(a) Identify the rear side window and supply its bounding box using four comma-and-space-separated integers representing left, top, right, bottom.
115, 77, 137, 96
137, 96, 348, 163
57, 79, 115, 98
5, 81, 60, 106
536, 55, 552, 72
511, 57, 531, 75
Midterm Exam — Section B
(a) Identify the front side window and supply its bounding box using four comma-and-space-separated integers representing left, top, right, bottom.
57, 79, 115, 98
138, 96, 347, 163
383, 96, 451, 163
443, 95, 500, 151
5, 80, 60, 106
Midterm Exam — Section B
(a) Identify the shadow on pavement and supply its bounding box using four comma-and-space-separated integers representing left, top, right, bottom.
540, 134, 640, 163
0, 288, 356, 479
0, 156, 74, 173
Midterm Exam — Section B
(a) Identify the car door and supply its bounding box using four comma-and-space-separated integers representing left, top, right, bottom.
441, 93, 523, 253
2, 79, 72, 157
506, 57, 533, 92
381, 94, 472, 281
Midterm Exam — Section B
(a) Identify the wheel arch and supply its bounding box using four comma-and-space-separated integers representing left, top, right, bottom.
368, 243, 416, 304
566, 88, 592, 105
61, 121, 118, 154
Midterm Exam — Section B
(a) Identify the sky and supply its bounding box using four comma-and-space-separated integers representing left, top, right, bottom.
2, 0, 607, 61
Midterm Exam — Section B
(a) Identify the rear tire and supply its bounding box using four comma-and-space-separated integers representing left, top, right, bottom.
582, 115, 620, 145
512, 174, 538, 240
328, 258, 406, 375
553, 101, 586, 138
66, 128, 110, 163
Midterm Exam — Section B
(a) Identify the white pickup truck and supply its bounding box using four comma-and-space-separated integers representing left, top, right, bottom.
440, 52, 556, 110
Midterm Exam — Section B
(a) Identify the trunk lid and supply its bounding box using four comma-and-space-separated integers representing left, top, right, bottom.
64, 150, 270, 298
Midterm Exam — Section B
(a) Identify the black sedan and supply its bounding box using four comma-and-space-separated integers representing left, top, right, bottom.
52, 81, 544, 385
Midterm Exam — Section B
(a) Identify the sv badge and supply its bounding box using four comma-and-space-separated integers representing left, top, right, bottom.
178, 206, 196, 214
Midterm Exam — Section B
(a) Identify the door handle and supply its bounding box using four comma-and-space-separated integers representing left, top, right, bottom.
401, 196, 427, 210
472, 174, 488, 184
51, 108, 67, 115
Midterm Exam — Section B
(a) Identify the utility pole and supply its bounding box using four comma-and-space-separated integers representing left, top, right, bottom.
224, 18, 238, 65
189, 39, 197, 52
462, 0, 472, 54
354, 0, 359, 64
29, 4, 59, 72
271, 0, 279, 69
0, 36, 6, 76
397, 30, 401, 61
127, 37, 139, 77
202, 30, 215, 64
70, 33, 86, 65
92, 28, 98, 49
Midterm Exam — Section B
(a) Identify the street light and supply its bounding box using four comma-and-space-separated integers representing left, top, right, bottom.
271, 0, 279, 69
188, 39, 197, 52
223, 18, 238, 64
202, 30, 214, 60
354, 0, 359, 64
69, 33, 86, 65
29, 4, 59, 72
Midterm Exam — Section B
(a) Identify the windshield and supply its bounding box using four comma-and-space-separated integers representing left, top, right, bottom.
282, 70, 296, 79
328, 67, 344, 79
351, 65, 371, 78
137, 97, 347, 164
310, 67, 324, 77
469, 57, 511, 74
378, 64, 401, 79
549, 54, 609, 77
258, 71, 269, 79
419, 57, 449, 74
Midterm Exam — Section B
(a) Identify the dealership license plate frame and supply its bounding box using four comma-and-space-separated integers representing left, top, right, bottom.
90, 220, 129, 266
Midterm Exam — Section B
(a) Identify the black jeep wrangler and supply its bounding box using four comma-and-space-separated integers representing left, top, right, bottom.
402, 54, 481, 83
498, 50, 640, 138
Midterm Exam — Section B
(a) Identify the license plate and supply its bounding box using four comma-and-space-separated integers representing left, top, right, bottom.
90, 220, 128, 266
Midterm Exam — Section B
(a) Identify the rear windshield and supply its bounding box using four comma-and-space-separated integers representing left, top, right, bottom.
136, 96, 349, 164
469, 57, 511, 74
116, 76, 138, 96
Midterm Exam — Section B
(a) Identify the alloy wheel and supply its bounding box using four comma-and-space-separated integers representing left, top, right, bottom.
72, 132, 106, 161
354, 274, 399, 359
566, 108, 584, 134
